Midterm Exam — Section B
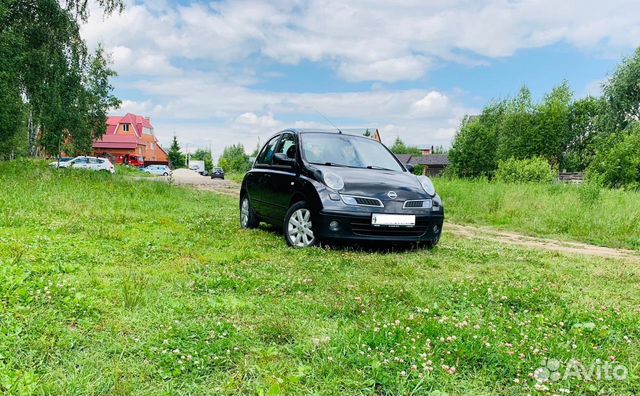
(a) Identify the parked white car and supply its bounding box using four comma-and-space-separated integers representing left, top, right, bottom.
49, 156, 115, 173
142, 165, 172, 176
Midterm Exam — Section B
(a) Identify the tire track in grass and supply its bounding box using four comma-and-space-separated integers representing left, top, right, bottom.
445, 223, 639, 261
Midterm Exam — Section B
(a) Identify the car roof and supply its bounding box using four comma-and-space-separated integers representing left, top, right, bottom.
280, 128, 344, 135
274, 128, 379, 140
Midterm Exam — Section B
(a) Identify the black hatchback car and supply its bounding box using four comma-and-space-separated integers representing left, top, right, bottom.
211, 167, 225, 179
240, 129, 444, 248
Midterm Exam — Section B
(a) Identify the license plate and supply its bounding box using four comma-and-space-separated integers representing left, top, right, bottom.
371, 214, 416, 227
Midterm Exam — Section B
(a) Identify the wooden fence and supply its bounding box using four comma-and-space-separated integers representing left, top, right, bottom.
558, 172, 585, 184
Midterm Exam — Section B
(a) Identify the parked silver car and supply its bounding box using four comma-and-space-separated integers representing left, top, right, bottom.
142, 165, 172, 176
50, 156, 115, 173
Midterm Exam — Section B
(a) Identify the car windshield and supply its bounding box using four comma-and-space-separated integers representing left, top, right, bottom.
301, 133, 404, 172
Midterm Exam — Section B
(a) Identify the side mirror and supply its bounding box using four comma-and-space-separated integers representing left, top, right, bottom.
405, 164, 414, 173
273, 153, 295, 166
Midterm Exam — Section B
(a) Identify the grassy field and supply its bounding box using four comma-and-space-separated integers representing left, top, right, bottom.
1, 161, 639, 395
436, 177, 640, 250
224, 172, 245, 184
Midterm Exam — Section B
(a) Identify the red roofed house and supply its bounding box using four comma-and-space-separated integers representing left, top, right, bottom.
93, 113, 168, 166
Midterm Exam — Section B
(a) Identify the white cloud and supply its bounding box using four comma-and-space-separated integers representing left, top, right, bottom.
110, 46, 179, 76
235, 112, 279, 128
79, 0, 640, 153
118, 99, 155, 115
338, 56, 431, 83
125, 80, 474, 156
83, 0, 640, 82
411, 91, 452, 119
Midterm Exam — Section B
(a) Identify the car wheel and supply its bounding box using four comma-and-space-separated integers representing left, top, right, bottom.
283, 201, 317, 248
240, 195, 259, 229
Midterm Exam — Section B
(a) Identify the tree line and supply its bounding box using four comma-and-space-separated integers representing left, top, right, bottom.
449, 47, 640, 189
0, 0, 122, 159
167, 135, 252, 173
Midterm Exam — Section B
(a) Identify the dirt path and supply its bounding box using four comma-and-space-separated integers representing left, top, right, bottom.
169, 170, 639, 260
171, 169, 241, 198
446, 223, 639, 260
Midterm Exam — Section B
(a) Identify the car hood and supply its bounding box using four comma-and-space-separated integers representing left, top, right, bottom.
313, 165, 429, 201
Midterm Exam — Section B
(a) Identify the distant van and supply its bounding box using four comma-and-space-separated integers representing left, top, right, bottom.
189, 160, 206, 175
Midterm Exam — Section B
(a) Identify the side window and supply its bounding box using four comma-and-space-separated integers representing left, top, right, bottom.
74, 158, 88, 164
274, 133, 296, 159
255, 135, 280, 165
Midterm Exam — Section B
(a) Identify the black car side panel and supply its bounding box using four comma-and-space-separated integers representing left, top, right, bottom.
297, 176, 324, 213
267, 168, 298, 221
243, 170, 268, 217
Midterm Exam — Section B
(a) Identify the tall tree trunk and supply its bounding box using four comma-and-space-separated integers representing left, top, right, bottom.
28, 108, 38, 157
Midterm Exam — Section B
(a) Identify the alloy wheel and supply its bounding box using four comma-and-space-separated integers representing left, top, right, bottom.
240, 197, 250, 228
287, 208, 315, 247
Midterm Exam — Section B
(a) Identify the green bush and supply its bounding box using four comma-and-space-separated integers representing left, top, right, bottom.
587, 124, 640, 190
495, 157, 557, 184
411, 164, 425, 175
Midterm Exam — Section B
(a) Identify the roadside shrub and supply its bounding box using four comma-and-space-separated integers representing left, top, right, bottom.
495, 157, 557, 184
587, 124, 640, 190
411, 164, 425, 175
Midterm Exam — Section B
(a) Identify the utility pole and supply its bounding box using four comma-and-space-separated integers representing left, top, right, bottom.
209, 139, 213, 166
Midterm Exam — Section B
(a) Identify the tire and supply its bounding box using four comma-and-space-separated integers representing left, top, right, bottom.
240, 195, 259, 229
283, 201, 317, 248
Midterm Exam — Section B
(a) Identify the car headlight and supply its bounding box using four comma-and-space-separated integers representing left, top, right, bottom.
322, 171, 344, 191
418, 176, 436, 196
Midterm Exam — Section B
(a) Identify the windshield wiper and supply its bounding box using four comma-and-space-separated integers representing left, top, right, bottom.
366, 165, 395, 171
311, 162, 346, 167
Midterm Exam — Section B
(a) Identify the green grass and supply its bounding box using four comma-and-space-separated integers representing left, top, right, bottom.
1, 161, 639, 395
436, 177, 640, 250
225, 172, 245, 183
115, 165, 152, 177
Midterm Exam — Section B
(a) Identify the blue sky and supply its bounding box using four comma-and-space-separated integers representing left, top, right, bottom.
80, 0, 640, 157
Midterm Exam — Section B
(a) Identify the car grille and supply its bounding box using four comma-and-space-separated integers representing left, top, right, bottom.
403, 199, 433, 209
355, 197, 382, 206
342, 195, 384, 207
349, 218, 428, 237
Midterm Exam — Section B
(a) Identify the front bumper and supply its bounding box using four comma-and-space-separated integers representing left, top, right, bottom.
314, 209, 444, 242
